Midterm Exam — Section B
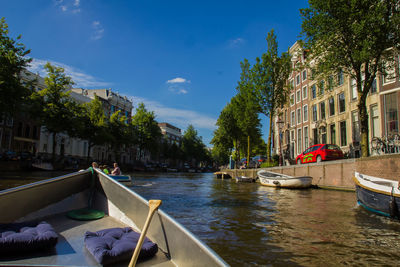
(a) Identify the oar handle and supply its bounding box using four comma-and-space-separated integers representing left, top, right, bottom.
128, 199, 162, 267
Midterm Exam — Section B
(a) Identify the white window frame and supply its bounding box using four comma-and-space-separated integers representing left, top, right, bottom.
297, 108, 302, 125
303, 126, 309, 149
291, 111, 295, 126
290, 93, 295, 106
296, 90, 301, 103
303, 104, 308, 122
302, 85, 308, 100
302, 70, 307, 81
296, 74, 300, 86
383, 58, 396, 85
297, 128, 302, 154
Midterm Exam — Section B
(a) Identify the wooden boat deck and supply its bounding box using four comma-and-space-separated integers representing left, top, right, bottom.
0, 212, 173, 267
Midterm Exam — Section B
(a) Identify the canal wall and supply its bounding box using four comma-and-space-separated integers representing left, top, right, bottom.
218, 154, 400, 190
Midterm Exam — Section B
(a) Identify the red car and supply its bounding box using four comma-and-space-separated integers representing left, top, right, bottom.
296, 144, 344, 164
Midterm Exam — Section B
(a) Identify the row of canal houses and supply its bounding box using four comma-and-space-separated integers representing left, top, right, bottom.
0, 70, 182, 165
273, 41, 400, 162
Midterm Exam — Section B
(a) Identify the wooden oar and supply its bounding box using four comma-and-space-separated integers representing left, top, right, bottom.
128, 199, 162, 267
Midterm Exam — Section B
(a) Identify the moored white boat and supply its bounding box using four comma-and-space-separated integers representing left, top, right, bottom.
0, 168, 228, 266
257, 170, 313, 188
353, 172, 400, 219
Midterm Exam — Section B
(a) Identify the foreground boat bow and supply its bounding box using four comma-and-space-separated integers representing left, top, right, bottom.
0, 169, 228, 266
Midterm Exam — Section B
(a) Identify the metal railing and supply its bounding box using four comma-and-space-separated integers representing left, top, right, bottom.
370, 134, 400, 155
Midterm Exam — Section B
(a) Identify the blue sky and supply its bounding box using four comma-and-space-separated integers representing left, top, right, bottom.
3, 0, 309, 146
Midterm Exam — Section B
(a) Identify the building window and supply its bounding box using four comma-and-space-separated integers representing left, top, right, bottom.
351, 110, 360, 142
330, 124, 336, 145
370, 104, 380, 138
328, 75, 334, 91
290, 94, 295, 106
338, 92, 345, 113
312, 105, 317, 122
303, 105, 308, 122
290, 79, 295, 90
25, 125, 30, 138
297, 108, 302, 124
291, 111, 295, 126
319, 101, 326, 120
296, 90, 301, 103
297, 128, 302, 154
337, 69, 344, 86
302, 70, 307, 81
304, 126, 309, 148
17, 122, 23, 137
296, 74, 300, 86
313, 128, 318, 145
351, 78, 358, 100
329, 97, 335, 116
340, 121, 347, 146
320, 126, 327, 144
383, 59, 396, 84
319, 80, 325, 95
370, 78, 377, 94
384, 92, 399, 136
311, 84, 316, 99
302, 86, 307, 100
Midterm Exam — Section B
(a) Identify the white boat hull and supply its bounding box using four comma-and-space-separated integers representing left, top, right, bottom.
257, 170, 312, 188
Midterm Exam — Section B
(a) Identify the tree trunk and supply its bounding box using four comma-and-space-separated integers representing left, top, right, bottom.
51, 132, 57, 164
247, 135, 250, 167
266, 113, 273, 162
358, 97, 369, 157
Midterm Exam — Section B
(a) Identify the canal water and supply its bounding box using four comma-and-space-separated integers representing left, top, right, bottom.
1, 171, 400, 266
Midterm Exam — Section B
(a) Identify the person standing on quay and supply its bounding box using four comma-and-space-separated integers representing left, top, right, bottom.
111, 162, 121, 175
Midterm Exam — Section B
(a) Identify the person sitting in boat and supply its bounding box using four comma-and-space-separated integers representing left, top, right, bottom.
92, 162, 99, 169
111, 162, 121, 175
102, 165, 110, 174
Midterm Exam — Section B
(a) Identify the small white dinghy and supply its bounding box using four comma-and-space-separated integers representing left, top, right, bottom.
257, 170, 313, 189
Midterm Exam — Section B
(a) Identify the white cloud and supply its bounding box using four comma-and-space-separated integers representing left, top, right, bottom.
91, 21, 104, 40
28, 58, 111, 88
55, 0, 80, 13
228, 38, 245, 48
166, 77, 190, 84
132, 97, 216, 131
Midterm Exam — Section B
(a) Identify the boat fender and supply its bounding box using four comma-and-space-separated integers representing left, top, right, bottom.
389, 187, 399, 219
273, 181, 280, 186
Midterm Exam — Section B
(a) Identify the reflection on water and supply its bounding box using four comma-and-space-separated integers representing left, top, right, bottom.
1, 171, 400, 266
131, 172, 400, 266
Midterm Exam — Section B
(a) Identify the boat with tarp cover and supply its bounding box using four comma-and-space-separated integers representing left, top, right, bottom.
0, 168, 228, 266
353, 172, 400, 219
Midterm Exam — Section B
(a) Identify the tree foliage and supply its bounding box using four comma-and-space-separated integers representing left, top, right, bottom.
252, 29, 291, 161
301, 0, 400, 157
234, 59, 262, 165
131, 102, 162, 161
0, 17, 31, 117
30, 62, 77, 162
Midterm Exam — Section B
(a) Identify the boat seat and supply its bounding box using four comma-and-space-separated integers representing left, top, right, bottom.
84, 227, 158, 265
0, 221, 58, 255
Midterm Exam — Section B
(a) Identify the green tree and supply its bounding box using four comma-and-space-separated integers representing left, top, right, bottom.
31, 62, 76, 162
234, 59, 262, 166
131, 102, 162, 162
75, 95, 109, 162
301, 0, 400, 157
181, 125, 207, 167
252, 29, 291, 162
0, 17, 32, 118
107, 110, 130, 163
211, 100, 244, 167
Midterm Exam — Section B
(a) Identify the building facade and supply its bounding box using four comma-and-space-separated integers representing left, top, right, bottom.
274, 41, 394, 163
158, 123, 182, 144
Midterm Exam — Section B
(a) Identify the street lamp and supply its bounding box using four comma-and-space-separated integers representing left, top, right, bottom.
276, 119, 285, 166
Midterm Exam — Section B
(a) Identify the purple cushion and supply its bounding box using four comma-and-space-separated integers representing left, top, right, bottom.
0, 221, 58, 255
84, 227, 158, 265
